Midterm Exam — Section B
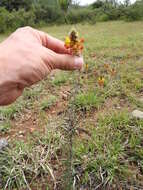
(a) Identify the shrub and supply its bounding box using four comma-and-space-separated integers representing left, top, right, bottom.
40, 95, 57, 110
33, 4, 64, 24
67, 8, 96, 24
15, 9, 35, 27
96, 13, 109, 21
124, 5, 143, 21
0, 7, 11, 33
1, 0, 143, 33
74, 91, 103, 110
0, 7, 35, 33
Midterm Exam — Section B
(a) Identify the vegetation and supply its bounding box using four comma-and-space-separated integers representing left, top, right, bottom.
0, 21, 143, 189
0, 1, 143, 190
0, 0, 143, 33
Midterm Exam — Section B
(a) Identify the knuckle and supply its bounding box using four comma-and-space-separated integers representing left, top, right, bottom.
24, 26, 33, 31
16, 26, 33, 32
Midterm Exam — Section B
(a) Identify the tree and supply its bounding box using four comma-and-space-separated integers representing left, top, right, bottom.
92, 0, 104, 8
124, 0, 130, 7
72, 0, 80, 5
58, 0, 72, 13
0, 0, 33, 11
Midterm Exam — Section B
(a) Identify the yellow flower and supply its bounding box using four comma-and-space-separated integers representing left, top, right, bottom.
98, 76, 105, 87
85, 63, 88, 70
65, 37, 71, 45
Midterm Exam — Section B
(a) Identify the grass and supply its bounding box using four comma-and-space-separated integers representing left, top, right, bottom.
0, 121, 11, 134
0, 21, 143, 189
0, 123, 66, 189
40, 95, 57, 110
74, 111, 143, 188
51, 71, 71, 86
0, 102, 23, 120
73, 91, 103, 110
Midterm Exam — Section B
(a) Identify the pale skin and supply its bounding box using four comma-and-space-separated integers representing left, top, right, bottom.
0, 27, 84, 106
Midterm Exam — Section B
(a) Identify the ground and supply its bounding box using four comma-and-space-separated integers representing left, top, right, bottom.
0, 21, 143, 190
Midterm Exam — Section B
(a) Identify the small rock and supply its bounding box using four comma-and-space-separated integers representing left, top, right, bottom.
62, 93, 68, 100
132, 110, 143, 119
0, 138, 8, 151
19, 131, 25, 135
51, 76, 55, 80
33, 121, 36, 125
61, 90, 71, 100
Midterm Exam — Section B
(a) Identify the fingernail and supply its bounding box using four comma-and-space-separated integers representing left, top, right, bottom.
74, 56, 84, 69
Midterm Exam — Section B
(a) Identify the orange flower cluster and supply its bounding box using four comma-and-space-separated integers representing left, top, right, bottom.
64, 29, 84, 56
110, 68, 116, 76
104, 64, 116, 77
104, 63, 109, 70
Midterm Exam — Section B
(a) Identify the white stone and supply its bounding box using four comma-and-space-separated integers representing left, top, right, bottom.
132, 110, 143, 119
0, 138, 8, 151
19, 131, 25, 135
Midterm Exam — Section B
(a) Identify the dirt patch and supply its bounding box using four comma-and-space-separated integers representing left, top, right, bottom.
0, 110, 45, 141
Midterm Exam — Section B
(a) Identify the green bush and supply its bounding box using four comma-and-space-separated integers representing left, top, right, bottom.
96, 13, 109, 21
15, 9, 35, 27
0, 0, 33, 12
124, 5, 143, 21
67, 8, 96, 24
34, 4, 64, 24
0, 7, 11, 33
106, 8, 123, 20
1, 0, 143, 33
0, 7, 35, 33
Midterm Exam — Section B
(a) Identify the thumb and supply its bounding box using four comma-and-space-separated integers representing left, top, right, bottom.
53, 54, 84, 71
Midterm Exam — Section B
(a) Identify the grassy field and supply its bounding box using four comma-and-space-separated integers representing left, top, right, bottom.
0, 21, 143, 190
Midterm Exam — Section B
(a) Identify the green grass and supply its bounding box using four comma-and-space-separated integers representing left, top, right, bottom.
0, 124, 66, 189
40, 95, 57, 110
0, 21, 143, 189
0, 102, 23, 120
0, 121, 11, 134
74, 91, 103, 110
52, 72, 70, 86
74, 111, 143, 188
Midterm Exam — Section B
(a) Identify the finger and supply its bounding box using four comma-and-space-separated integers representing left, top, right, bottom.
53, 54, 84, 71
41, 47, 83, 71
36, 30, 70, 55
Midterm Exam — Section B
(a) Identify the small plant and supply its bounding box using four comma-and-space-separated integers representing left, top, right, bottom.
23, 84, 43, 100
0, 103, 22, 120
0, 121, 11, 134
52, 72, 69, 86
74, 91, 103, 110
40, 95, 57, 110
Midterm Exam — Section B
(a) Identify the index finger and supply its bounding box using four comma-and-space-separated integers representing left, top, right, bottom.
36, 30, 70, 55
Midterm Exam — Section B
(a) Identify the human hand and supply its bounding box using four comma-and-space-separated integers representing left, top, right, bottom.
0, 27, 84, 105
